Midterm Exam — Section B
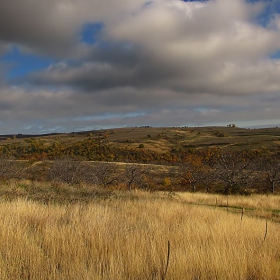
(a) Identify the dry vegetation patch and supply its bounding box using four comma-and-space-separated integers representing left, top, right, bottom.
178, 192, 280, 221
0, 190, 279, 279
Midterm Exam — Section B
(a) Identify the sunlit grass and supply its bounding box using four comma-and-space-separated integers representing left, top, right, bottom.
177, 192, 280, 221
0, 188, 279, 279
178, 192, 280, 209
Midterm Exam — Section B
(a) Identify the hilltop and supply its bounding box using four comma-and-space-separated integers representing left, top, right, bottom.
1, 126, 280, 156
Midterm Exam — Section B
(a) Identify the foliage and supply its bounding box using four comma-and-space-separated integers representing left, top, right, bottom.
1, 128, 280, 193
179, 154, 213, 192
212, 130, 228, 137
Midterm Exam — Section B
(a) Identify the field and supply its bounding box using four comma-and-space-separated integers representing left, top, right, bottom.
2, 125, 280, 153
0, 126, 280, 279
1, 125, 280, 194
0, 184, 279, 279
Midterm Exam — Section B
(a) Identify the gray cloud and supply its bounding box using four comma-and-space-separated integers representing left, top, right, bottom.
1, 0, 280, 133
25, 0, 280, 95
0, 84, 280, 134
0, 0, 146, 57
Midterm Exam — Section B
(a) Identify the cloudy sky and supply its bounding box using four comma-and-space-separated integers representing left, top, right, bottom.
1, 0, 280, 134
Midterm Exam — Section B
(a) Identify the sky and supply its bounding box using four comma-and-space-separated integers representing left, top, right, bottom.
1, 0, 280, 134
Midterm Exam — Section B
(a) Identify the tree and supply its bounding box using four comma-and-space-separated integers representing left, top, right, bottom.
48, 158, 97, 186
256, 154, 280, 193
212, 149, 252, 194
123, 163, 150, 191
0, 156, 26, 181
179, 154, 213, 192
93, 162, 118, 188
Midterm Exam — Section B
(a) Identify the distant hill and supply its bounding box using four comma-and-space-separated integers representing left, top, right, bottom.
246, 124, 280, 129
0, 126, 280, 160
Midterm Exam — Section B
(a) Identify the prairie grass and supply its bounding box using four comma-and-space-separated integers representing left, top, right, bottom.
0, 188, 279, 279
177, 192, 280, 209
177, 192, 280, 221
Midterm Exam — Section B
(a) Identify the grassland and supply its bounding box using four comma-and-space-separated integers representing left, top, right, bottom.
2, 126, 280, 153
0, 183, 279, 279
1, 126, 280, 194
0, 126, 280, 278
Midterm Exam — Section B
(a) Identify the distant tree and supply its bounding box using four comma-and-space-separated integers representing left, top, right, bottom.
0, 156, 29, 181
256, 154, 280, 193
213, 131, 228, 137
179, 154, 213, 192
48, 158, 97, 186
211, 149, 252, 194
93, 162, 118, 188
123, 163, 150, 191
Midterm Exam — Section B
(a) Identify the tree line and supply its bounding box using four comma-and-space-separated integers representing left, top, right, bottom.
0, 138, 280, 194
178, 149, 280, 194
0, 149, 279, 194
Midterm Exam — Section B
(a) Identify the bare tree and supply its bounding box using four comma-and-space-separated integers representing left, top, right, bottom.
123, 163, 150, 191
93, 162, 118, 188
0, 156, 26, 181
212, 149, 252, 194
48, 158, 97, 186
256, 154, 280, 193
80, 163, 99, 186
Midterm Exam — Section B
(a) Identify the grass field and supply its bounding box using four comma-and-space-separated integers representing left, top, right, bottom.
1, 127, 280, 278
0, 185, 279, 279
1, 126, 280, 153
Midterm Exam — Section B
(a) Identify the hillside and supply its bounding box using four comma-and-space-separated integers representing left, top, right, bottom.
0, 125, 280, 194
1, 126, 280, 156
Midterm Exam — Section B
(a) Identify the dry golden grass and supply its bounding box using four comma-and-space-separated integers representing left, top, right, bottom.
0, 189, 279, 279
178, 192, 280, 209
177, 192, 280, 221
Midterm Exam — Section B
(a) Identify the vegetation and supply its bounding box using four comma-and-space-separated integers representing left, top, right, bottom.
1, 126, 280, 278
1, 126, 280, 162
0, 190, 279, 279
1, 126, 280, 194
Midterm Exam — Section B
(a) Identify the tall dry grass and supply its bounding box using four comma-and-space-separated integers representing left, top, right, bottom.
177, 191, 280, 210
0, 191, 279, 279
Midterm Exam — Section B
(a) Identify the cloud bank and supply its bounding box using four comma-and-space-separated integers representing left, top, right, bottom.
0, 0, 280, 133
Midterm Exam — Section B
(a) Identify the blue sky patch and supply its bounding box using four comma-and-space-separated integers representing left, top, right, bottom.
80, 22, 103, 45
0, 46, 55, 81
247, 0, 280, 27
270, 50, 280, 59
